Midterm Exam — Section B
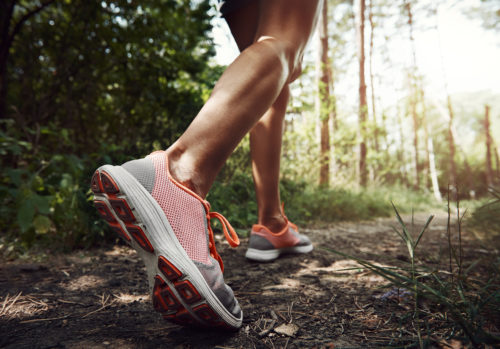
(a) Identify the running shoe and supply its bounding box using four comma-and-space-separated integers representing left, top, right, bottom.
91, 150, 242, 330
245, 207, 313, 262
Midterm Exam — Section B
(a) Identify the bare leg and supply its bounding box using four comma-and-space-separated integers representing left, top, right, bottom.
166, 0, 321, 198
225, 3, 294, 232
249, 87, 289, 232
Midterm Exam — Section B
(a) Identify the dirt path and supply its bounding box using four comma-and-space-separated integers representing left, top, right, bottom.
0, 213, 495, 348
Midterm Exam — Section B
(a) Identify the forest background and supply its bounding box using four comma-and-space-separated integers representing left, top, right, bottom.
0, 0, 499, 255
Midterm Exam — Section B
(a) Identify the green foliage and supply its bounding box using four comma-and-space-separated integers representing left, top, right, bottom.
208, 144, 437, 232
209, 172, 258, 235
6, 0, 215, 157
467, 187, 500, 244
281, 183, 437, 225
0, 119, 112, 254
1, 0, 219, 255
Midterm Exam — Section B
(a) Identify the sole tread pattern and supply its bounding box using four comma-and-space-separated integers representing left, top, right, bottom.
91, 169, 233, 330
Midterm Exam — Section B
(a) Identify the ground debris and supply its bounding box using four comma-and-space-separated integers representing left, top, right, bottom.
274, 323, 299, 337
0, 213, 491, 348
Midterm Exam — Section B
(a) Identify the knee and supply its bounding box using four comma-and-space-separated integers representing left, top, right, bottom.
257, 36, 304, 83
288, 57, 303, 83
280, 40, 304, 83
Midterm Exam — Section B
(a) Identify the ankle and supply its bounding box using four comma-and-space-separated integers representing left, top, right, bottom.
166, 147, 207, 199
259, 214, 287, 233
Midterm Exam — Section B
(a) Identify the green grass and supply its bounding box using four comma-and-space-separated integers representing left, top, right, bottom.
326, 200, 500, 347
208, 174, 440, 235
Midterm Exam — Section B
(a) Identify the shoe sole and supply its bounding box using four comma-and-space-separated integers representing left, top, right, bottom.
245, 244, 313, 262
91, 165, 242, 330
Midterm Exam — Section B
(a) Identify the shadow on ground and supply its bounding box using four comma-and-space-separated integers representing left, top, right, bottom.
1, 213, 497, 348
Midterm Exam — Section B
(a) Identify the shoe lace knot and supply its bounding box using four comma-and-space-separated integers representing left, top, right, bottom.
204, 204, 239, 272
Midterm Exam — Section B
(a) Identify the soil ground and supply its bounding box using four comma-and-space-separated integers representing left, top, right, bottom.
1, 213, 498, 348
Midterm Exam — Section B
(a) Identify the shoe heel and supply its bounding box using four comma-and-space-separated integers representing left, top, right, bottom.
153, 256, 228, 329
91, 169, 155, 252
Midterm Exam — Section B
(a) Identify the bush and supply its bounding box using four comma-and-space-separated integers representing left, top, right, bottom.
0, 119, 136, 256
466, 187, 500, 247
207, 170, 438, 234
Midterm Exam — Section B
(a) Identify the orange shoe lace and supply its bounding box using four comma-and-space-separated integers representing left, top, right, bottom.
204, 204, 239, 272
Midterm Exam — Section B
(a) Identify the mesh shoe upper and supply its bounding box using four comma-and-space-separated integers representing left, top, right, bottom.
121, 151, 240, 316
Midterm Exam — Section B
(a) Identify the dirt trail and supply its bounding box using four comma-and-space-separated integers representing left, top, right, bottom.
0, 213, 493, 348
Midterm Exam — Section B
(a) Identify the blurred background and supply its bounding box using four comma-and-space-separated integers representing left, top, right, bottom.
0, 0, 498, 255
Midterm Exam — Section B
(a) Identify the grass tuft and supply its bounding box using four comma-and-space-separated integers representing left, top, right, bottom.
326, 197, 500, 347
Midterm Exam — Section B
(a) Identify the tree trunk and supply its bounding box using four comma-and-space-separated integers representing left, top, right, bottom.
357, 0, 368, 186
0, 0, 56, 118
435, 5, 458, 188
397, 106, 409, 187
411, 99, 419, 190
406, 0, 420, 190
368, 0, 379, 153
495, 144, 500, 181
485, 104, 493, 187
0, 0, 16, 119
420, 89, 431, 190
447, 95, 457, 187
428, 136, 442, 202
319, 0, 330, 186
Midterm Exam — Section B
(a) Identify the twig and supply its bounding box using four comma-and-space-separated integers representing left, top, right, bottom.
270, 310, 278, 321
234, 292, 262, 295
327, 294, 337, 305
0, 292, 22, 316
57, 299, 81, 305
274, 310, 287, 322
289, 310, 322, 319
258, 320, 276, 337
287, 302, 294, 323
19, 315, 69, 324
82, 294, 114, 318
354, 296, 364, 311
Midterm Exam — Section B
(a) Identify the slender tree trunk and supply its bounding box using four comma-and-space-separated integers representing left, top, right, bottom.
328, 63, 338, 132
328, 56, 337, 177
421, 90, 430, 189
435, 5, 458, 188
406, 1, 420, 190
447, 95, 457, 187
397, 107, 409, 187
436, 100, 473, 191
319, 0, 330, 186
357, 0, 368, 186
411, 98, 420, 190
495, 144, 500, 181
368, 0, 379, 153
485, 104, 493, 187
0, 0, 16, 119
428, 136, 442, 201
0, 0, 56, 118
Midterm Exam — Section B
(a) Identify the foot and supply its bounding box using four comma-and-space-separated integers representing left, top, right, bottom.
91, 150, 242, 329
245, 217, 313, 262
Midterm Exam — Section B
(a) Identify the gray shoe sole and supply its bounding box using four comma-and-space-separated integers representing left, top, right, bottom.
245, 244, 313, 262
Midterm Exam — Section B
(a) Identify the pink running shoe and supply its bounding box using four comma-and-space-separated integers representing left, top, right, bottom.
91, 151, 242, 329
245, 208, 313, 262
